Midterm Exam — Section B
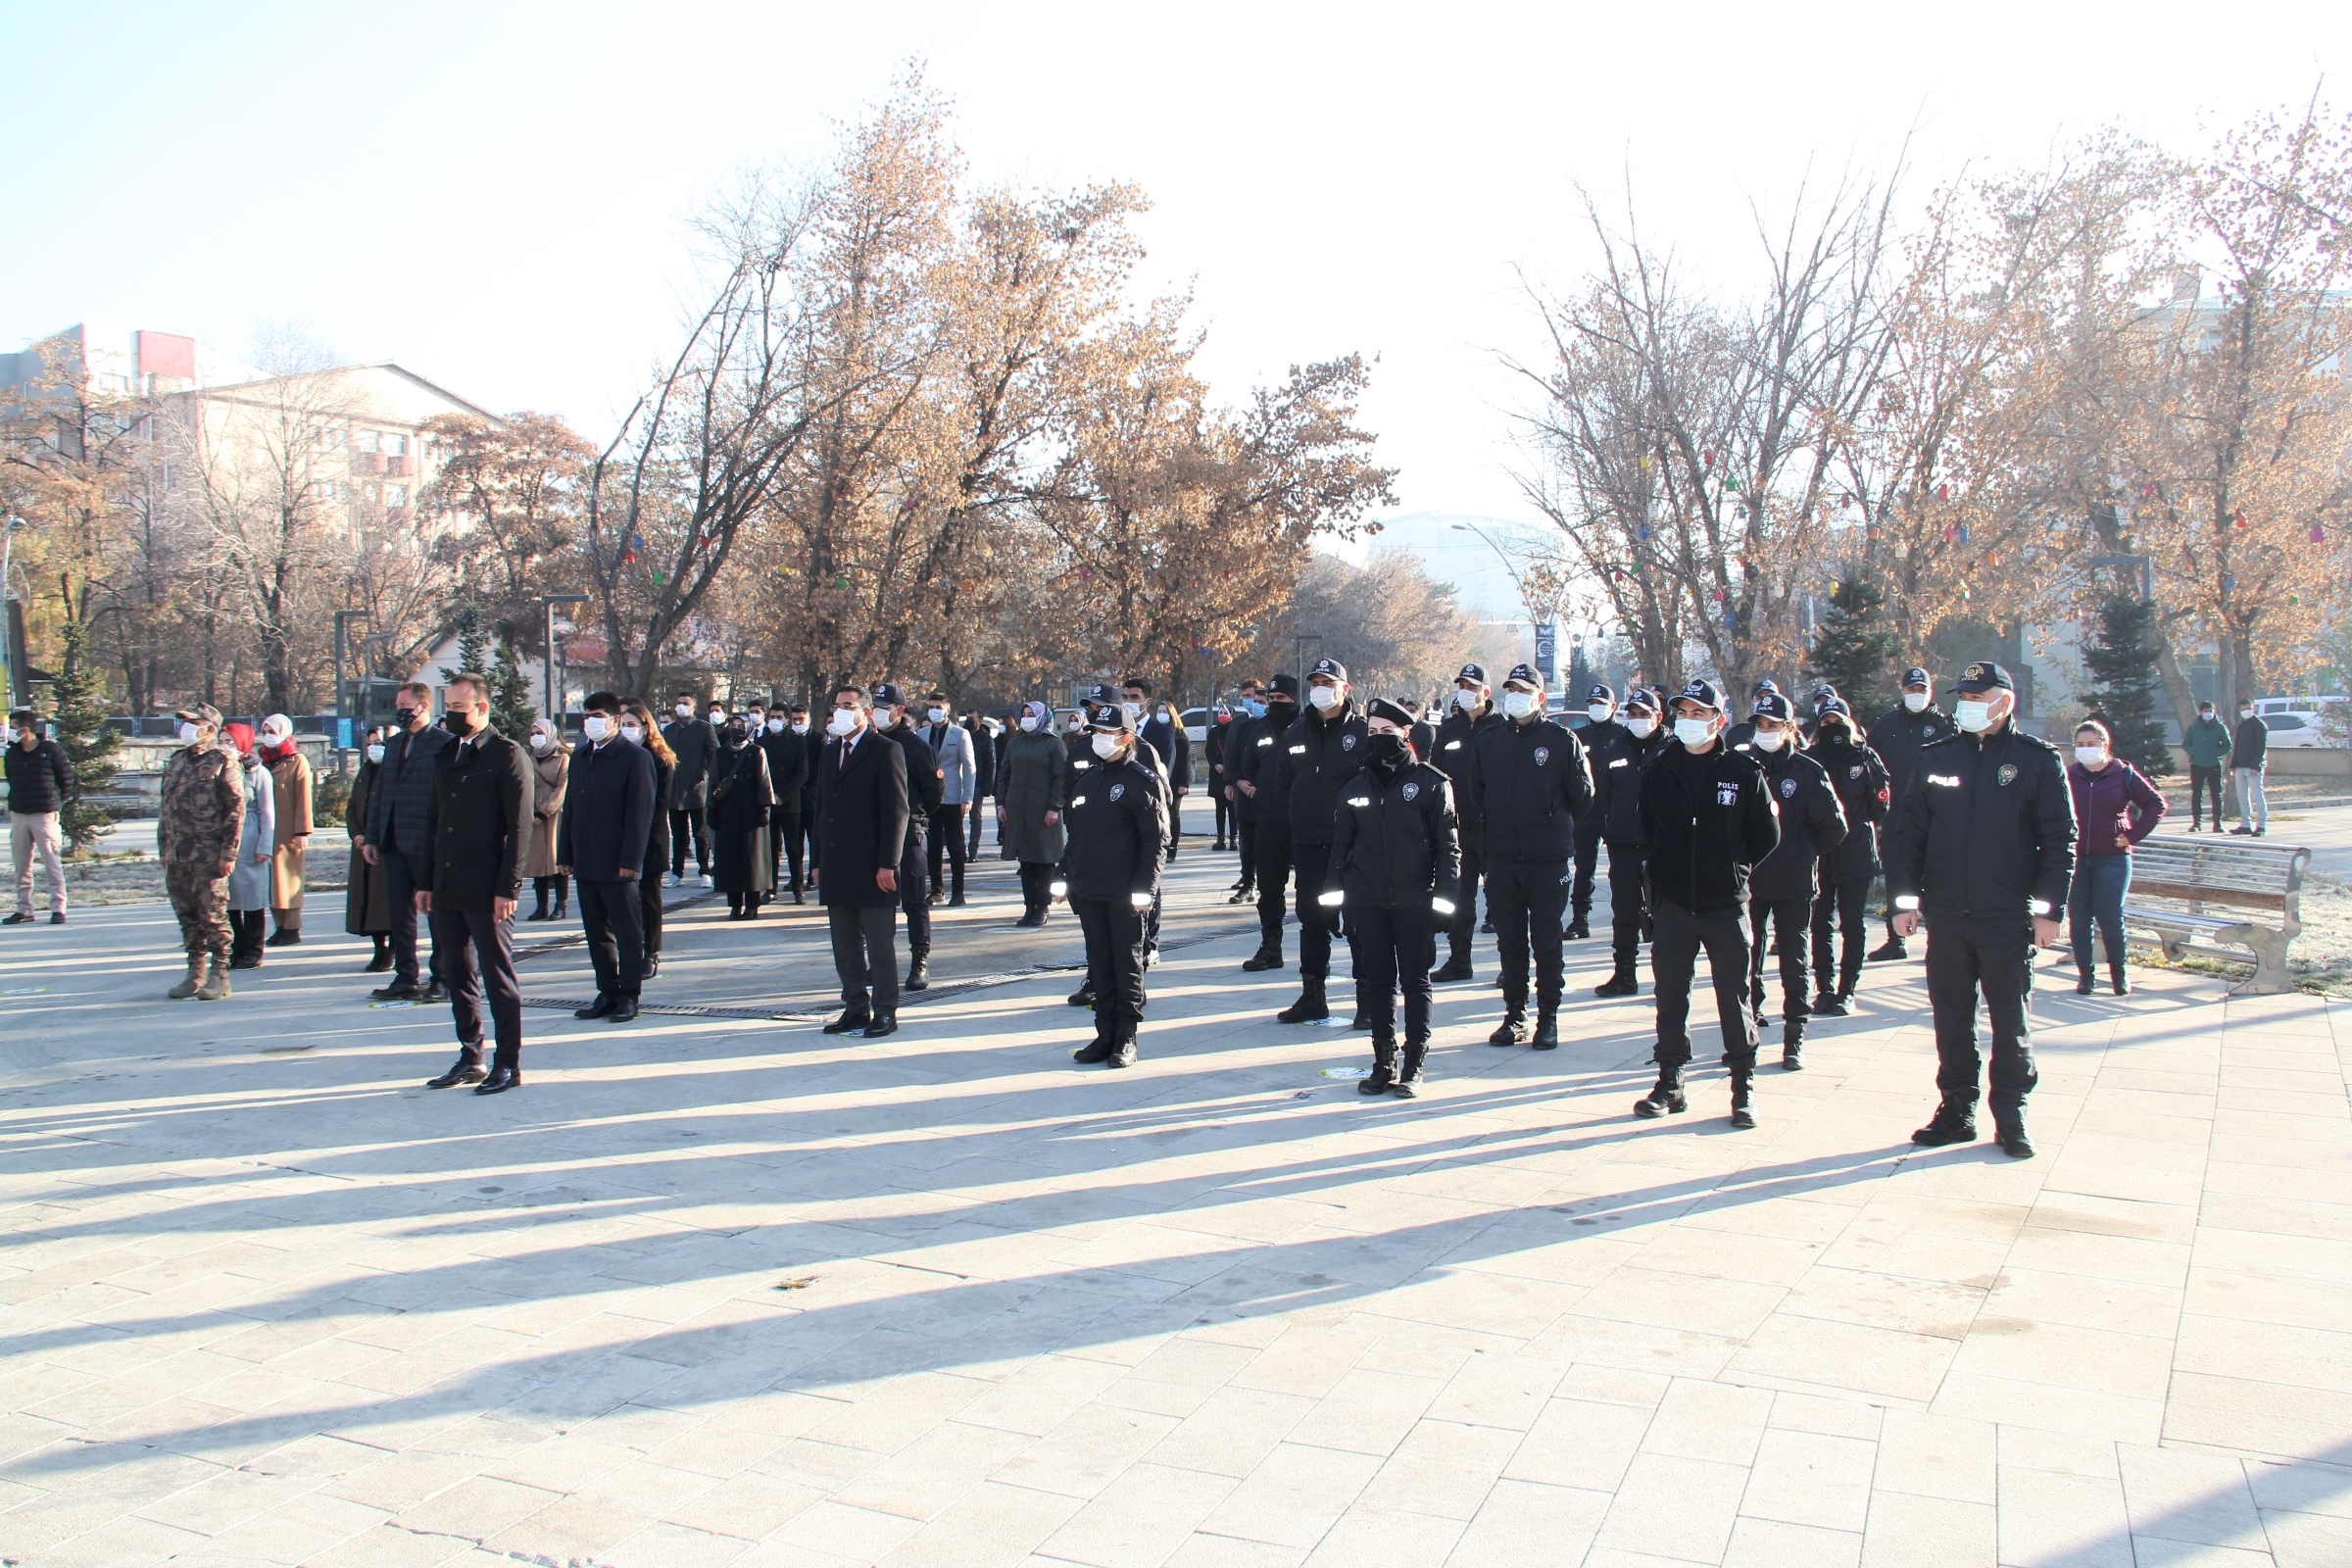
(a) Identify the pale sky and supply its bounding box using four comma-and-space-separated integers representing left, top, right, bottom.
4, 1, 2336, 528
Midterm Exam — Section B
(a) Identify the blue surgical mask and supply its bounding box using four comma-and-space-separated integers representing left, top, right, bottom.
1245, 699, 1266, 718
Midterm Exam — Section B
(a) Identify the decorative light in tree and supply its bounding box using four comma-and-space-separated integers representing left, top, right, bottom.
2313, 525, 2328, 544
2234, 511, 2249, 529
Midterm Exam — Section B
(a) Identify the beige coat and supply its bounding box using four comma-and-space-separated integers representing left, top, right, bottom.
267, 749, 314, 910
525, 744, 570, 877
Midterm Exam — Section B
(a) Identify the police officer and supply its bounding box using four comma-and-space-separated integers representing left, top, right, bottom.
1236, 675, 1301, 968
1429, 662, 1500, 983
1634, 679, 1779, 1127
1867, 665, 1948, 959
1740, 692, 1846, 1071
1321, 699, 1459, 1098
1459, 664, 1592, 1050
1886, 661, 2074, 1159
1723, 678, 1781, 752
1807, 696, 1890, 1016
1569, 682, 1624, 942
1591, 687, 1669, 998
1067, 684, 1173, 1004
1054, 699, 1166, 1068
872, 684, 941, 991
1273, 658, 1370, 1023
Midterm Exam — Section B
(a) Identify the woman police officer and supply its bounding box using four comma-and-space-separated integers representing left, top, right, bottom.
1320, 698, 1461, 1098
1052, 698, 1168, 1068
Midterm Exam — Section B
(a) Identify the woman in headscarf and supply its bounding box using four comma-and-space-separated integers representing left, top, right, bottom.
996, 700, 1068, 926
709, 711, 774, 917
257, 713, 313, 946
345, 724, 394, 971
223, 723, 277, 970
621, 700, 675, 977
523, 716, 571, 920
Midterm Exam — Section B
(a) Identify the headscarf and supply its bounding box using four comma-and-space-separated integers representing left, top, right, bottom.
528, 716, 564, 755
258, 713, 297, 760
222, 722, 258, 760
1021, 700, 1052, 729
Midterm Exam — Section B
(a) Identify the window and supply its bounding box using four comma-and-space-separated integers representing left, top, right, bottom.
386, 484, 408, 508
384, 433, 407, 457
355, 430, 380, 455
2270, 714, 2308, 731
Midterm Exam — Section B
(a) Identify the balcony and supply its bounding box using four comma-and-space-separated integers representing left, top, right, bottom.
350, 451, 385, 475
384, 455, 410, 477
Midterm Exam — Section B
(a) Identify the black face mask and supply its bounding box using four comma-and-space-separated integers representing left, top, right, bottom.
1816, 723, 1847, 747
727, 722, 749, 745
1267, 700, 1298, 725
440, 710, 474, 735
394, 707, 417, 729
1367, 731, 1409, 768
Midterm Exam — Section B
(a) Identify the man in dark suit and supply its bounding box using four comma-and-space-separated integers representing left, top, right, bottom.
872, 684, 941, 990
791, 706, 821, 884
815, 685, 910, 1039
965, 714, 996, 859
661, 690, 718, 886
359, 678, 453, 1002
560, 692, 658, 1025
415, 673, 533, 1094
757, 703, 810, 902
1130, 680, 1190, 859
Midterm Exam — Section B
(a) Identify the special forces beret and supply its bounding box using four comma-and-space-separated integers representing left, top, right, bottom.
1365, 697, 1416, 728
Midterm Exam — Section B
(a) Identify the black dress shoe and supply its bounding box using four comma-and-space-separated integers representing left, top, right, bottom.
48, 912, 65, 925
906, 957, 930, 992
265, 930, 301, 947
822, 1010, 872, 1034
862, 1014, 899, 1038
425, 1057, 486, 1089
420, 980, 449, 1004
574, 995, 618, 1019
1, 911, 31, 925
473, 1066, 521, 1095
643, 956, 662, 979
609, 998, 639, 1023
370, 980, 422, 1002
524, 907, 551, 921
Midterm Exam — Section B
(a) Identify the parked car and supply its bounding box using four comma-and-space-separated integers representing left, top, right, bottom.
1181, 707, 1211, 747
2251, 696, 2347, 748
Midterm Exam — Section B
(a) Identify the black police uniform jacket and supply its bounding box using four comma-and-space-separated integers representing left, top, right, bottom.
1576, 717, 1628, 821
1593, 725, 1670, 847
884, 723, 942, 820
1277, 701, 1371, 846
1636, 742, 1780, 916
1234, 705, 1299, 829
1886, 725, 2075, 919
417, 726, 532, 909
1055, 753, 1167, 903
1460, 716, 1594, 863
1741, 744, 1847, 904
815, 728, 910, 909
1430, 707, 1502, 852
1809, 732, 1891, 883
1323, 757, 1461, 910
1071, 738, 1172, 840
1866, 703, 1951, 811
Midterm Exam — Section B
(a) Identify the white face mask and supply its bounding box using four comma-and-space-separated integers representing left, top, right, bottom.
2075, 745, 2107, 767
1092, 731, 1124, 759
366, 743, 386, 763
1588, 703, 1612, 723
1500, 690, 1538, 719
261, 727, 289, 747
1628, 715, 1657, 739
1751, 728, 1786, 753
619, 722, 644, 744
927, 708, 947, 724
582, 715, 612, 741
1955, 699, 1994, 733
1453, 688, 1481, 711
178, 722, 203, 745
676, 703, 694, 718
2240, 709, 2253, 720
1674, 717, 1716, 747
1122, 702, 1144, 720
1903, 691, 1929, 712
791, 721, 808, 735
1308, 685, 1342, 711
765, 718, 784, 734
828, 709, 859, 737
1018, 715, 1039, 732
529, 731, 552, 752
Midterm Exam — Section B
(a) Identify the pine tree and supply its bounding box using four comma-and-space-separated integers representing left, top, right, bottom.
1805, 574, 1904, 716
2083, 593, 2171, 776
490, 636, 537, 739
48, 619, 122, 853
439, 607, 487, 686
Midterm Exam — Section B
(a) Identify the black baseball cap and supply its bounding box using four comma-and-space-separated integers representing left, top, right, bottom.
1624, 688, 1660, 714
1750, 677, 1782, 697
1900, 666, 1931, 689
1085, 699, 1132, 732
1456, 662, 1489, 686
873, 682, 908, 710
1308, 657, 1348, 683
1751, 692, 1793, 722
1816, 694, 1852, 718
1503, 663, 1543, 689
1587, 683, 1614, 705
1676, 678, 1726, 712
1954, 661, 2014, 695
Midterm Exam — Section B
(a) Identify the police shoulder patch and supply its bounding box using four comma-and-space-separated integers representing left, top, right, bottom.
1401, 781, 1419, 801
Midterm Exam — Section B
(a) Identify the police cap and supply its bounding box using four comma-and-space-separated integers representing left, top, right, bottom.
1308, 657, 1348, 683
1587, 683, 1614, 706
1900, 665, 1931, 689
1365, 697, 1415, 729
1455, 662, 1489, 686
1676, 677, 1726, 712
1502, 663, 1543, 690
1954, 661, 2015, 695
1751, 692, 1793, 722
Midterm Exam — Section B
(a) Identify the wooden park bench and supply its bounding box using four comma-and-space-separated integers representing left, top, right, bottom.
2120, 836, 2312, 996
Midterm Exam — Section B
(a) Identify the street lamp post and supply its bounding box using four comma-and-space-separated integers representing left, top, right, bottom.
1452, 522, 1568, 679
540, 594, 590, 723
332, 611, 371, 757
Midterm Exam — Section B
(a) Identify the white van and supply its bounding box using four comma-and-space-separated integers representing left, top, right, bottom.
2251, 695, 2347, 748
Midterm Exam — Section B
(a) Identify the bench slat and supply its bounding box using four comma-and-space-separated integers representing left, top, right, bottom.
2130, 881, 2288, 911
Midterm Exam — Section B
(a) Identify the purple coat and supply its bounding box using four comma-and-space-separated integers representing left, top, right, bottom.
2067, 759, 2167, 858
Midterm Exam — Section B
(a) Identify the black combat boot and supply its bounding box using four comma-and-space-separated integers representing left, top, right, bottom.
1781, 1021, 1804, 1072
2109, 961, 2131, 997
1359, 1035, 1397, 1095
1107, 1022, 1139, 1068
1241, 944, 1284, 972
1489, 1008, 1528, 1047
1393, 1037, 1429, 1098
1911, 1101, 1979, 1146
1566, 916, 1590, 940
1594, 958, 1640, 999
1993, 1107, 2036, 1158
1276, 975, 1329, 1024
1530, 1010, 1559, 1051
1869, 936, 1907, 961
2076, 964, 2096, 996
1429, 955, 1473, 984
906, 950, 930, 992
1349, 1002, 1373, 1031
1072, 1020, 1117, 1064
1729, 1075, 1757, 1129
1634, 1069, 1688, 1117
1809, 991, 1846, 1016
1067, 981, 1095, 1007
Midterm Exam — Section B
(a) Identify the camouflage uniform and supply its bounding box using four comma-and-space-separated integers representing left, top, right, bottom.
160, 741, 245, 963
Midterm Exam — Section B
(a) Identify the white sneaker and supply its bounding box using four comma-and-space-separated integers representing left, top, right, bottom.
701, 873, 713, 888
